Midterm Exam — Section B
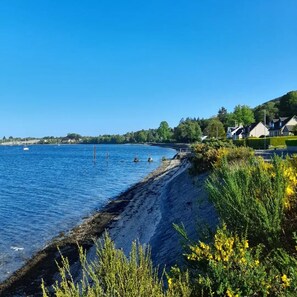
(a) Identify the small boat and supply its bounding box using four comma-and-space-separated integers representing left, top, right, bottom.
133, 157, 139, 162
23, 139, 29, 151
148, 157, 153, 162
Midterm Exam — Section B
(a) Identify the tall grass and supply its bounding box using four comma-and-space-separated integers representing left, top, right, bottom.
42, 233, 191, 297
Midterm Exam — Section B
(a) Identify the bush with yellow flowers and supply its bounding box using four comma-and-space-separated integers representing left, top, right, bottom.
190, 140, 253, 174
184, 225, 296, 296
206, 155, 296, 249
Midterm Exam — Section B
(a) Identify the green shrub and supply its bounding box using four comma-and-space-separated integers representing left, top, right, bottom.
42, 233, 191, 297
246, 138, 270, 149
206, 156, 287, 249
232, 139, 246, 147
286, 139, 297, 147
190, 142, 253, 174
190, 141, 235, 174
202, 139, 234, 148
233, 136, 297, 150
185, 225, 297, 296
270, 136, 297, 147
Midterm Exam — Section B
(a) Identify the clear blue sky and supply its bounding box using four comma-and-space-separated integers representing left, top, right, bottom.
0, 0, 296, 137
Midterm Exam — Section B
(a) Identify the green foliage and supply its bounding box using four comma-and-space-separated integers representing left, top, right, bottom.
254, 101, 279, 123
270, 136, 297, 147
279, 91, 297, 117
67, 133, 82, 140
233, 137, 297, 150
203, 118, 226, 138
135, 130, 148, 143
286, 139, 297, 146
206, 156, 289, 249
42, 233, 191, 297
217, 107, 228, 128
232, 139, 246, 147
185, 225, 296, 297
174, 120, 202, 143
196, 117, 210, 132
158, 121, 173, 142
232, 105, 255, 126
189, 141, 252, 174
246, 138, 269, 149
202, 139, 234, 148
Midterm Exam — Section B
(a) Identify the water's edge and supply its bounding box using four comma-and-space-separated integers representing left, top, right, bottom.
0, 156, 181, 296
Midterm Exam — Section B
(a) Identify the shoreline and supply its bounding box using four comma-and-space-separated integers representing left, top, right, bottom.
0, 155, 187, 296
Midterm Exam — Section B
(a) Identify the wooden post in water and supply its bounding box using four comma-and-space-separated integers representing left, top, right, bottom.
93, 145, 96, 162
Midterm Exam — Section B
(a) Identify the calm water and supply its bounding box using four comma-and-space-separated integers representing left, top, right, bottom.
0, 144, 175, 282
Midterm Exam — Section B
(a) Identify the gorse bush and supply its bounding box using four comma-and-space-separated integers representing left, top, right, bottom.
190, 140, 253, 174
42, 233, 191, 297
206, 155, 297, 250
184, 225, 297, 296
206, 156, 288, 249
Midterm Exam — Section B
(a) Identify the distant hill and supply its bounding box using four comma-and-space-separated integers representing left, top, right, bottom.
253, 91, 297, 122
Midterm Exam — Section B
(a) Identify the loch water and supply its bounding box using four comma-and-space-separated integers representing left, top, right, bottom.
0, 144, 175, 282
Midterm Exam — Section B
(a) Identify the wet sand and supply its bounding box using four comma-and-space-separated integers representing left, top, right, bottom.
0, 155, 217, 296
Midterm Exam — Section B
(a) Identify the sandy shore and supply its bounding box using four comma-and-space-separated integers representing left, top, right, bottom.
0, 156, 217, 297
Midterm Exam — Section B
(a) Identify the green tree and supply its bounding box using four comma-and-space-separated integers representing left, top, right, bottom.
196, 118, 210, 132
254, 101, 279, 123
174, 120, 202, 143
147, 129, 159, 142
135, 130, 148, 143
232, 105, 255, 126
204, 118, 226, 138
67, 133, 82, 141
217, 107, 228, 127
157, 121, 172, 142
279, 91, 297, 117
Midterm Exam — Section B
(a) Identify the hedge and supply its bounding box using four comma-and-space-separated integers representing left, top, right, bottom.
246, 138, 269, 149
233, 139, 246, 147
286, 139, 297, 147
269, 136, 297, 147
233, 136, 297, 149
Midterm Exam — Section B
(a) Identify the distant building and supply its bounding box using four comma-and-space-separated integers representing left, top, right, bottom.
230, 122, 268, 139
243, 122, 269, 138
227, 126, 243, 139
269, 116, 297, 137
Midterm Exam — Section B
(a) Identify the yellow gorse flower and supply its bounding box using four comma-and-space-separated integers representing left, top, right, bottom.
187, 225, 259, 271
281, 274, 291, 288
226, 288, 239, 297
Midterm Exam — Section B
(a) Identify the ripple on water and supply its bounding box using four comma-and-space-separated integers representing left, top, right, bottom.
0, 144, 175, 282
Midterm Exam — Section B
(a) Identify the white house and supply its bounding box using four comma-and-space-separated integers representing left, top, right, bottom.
231, 122, 269, 139
269, 116, 297, 137
227, 126, 243, 139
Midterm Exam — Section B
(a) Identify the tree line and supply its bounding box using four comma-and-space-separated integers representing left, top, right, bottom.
80, 91, 296, 144
4, 91, 296, 145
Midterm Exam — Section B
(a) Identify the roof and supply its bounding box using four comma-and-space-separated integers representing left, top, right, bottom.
235, 127, 244, 136
272, 117, 288, 123
269, 117, 291, 131
243, 123, 258, 134
283, 125, 295, 132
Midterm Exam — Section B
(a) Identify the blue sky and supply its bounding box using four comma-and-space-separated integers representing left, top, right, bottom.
0, 0, 296, 137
